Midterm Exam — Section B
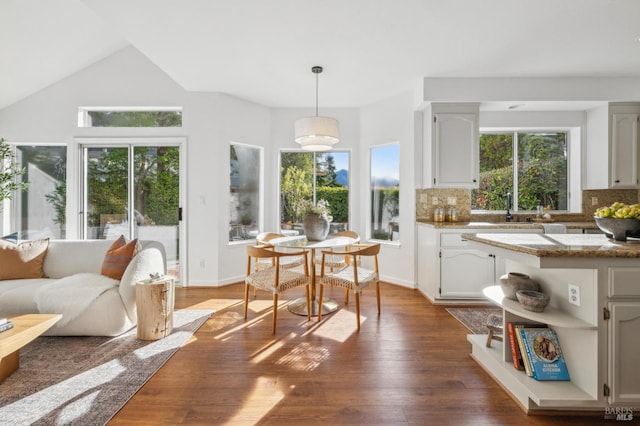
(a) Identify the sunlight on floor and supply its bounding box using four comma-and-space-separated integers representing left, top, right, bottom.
275, 342, 330, 371
309, 309, 362, 342
185, 298, 242, 311
249, 332, 296, 364
226, 377, 286, 425
0, 360, 125, 425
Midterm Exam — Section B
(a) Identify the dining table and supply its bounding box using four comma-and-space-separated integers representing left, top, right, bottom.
270, 234, 357, 316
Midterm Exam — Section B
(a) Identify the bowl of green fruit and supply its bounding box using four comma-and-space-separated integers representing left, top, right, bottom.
594, 202, 640, 241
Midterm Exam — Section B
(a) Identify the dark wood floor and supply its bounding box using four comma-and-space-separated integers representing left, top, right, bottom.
110, 282, 609, 425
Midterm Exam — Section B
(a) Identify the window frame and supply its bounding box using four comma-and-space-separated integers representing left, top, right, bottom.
369, 142, 400, 244
278, 149, 351, 234
77, 106, 183, 128
229, 142, 263, 245
474, 128, 574, 213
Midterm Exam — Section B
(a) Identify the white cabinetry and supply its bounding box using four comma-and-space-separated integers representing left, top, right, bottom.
416, 224, 545, 302
439, 233, 495, 298
607, 267, 640, 405
421, 103, 479, 188
611, 113, 639, 188
585, 103, 640, 189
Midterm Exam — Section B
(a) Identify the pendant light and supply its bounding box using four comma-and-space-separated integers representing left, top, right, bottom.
294, 66, 340, 151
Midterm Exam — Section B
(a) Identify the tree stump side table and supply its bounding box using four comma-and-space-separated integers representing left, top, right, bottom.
136, 275, 175, 340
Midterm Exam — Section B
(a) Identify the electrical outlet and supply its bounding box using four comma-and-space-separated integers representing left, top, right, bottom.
591, 196, 598, 206
568, 284, 580, 306
199, 258, 206, 268
432, 196, 439, 205
447, 197, 457, 205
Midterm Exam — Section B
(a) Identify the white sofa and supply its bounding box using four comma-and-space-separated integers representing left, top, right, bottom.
0, 239, 166, 336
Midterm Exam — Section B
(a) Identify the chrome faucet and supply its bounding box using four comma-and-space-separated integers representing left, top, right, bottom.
505, 192, 513, 222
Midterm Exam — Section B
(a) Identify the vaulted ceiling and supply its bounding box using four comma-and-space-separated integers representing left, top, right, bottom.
2, 0, 640, 110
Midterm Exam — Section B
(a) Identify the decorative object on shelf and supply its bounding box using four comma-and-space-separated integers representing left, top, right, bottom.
516, 289, 550, 312
294, 66, 340, 152
499, 272, 540, 300
485, 314, 503, 348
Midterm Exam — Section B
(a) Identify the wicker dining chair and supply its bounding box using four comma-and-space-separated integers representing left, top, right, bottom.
244, 245, 311, 333
255, 232, 306, 270
317, 243, 381, 331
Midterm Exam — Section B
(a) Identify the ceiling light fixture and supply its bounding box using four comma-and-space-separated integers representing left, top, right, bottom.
294, 66, 340, 151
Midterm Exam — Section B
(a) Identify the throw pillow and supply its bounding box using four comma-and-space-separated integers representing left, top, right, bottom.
0, 238, 50, 280
101, 235, 140, 280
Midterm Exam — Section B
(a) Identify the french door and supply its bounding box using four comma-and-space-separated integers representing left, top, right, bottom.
80, 139, 184, 284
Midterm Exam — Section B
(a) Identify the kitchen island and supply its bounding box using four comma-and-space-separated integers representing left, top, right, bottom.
462, 233, 640, 414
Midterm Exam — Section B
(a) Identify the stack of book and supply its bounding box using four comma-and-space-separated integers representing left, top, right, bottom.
0, 317, 14, 333
506, 321, 570, 381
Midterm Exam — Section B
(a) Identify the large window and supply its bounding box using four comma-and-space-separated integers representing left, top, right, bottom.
10, 145, 67, 239
230, 143, 261, 242
472, 131, 568, 211
371, 144, 400, 241
280, 151, 349, 233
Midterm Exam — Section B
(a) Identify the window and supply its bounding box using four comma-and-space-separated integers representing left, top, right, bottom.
472, 131, 568, 211
370, 144, 400, 241
10, 145, 67, 239
78, 107, 182, 127
230, 143, 261, 242
280, 151, 349, 233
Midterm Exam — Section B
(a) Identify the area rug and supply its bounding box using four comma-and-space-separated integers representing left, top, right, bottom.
0, 309, 213, 426
445, 307, 502, 335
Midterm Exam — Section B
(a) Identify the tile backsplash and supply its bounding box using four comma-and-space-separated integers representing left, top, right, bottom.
416, 188, 640, 222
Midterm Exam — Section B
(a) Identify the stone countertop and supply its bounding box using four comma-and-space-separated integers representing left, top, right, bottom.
416, 220, 598, 230
462, 233, 640, 258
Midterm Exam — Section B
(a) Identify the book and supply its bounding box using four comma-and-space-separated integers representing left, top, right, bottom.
519, 327, 570, 381
512, 323, 546, 376
506, 322, 524, 371
0, 321, 14, 333
0, 318, 8, 326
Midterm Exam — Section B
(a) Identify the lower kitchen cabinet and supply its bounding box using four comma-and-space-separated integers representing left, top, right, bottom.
416, 223, 540, 303
440, 248, 495, 298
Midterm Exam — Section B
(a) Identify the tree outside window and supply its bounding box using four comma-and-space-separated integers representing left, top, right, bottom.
472, 132, 568, 211
280, 151, 349, 232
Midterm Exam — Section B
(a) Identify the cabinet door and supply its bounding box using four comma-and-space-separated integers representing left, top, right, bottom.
608, 301, 640, 405
440, 249, 494, 298
611, 113, 639, 188
433, 113, 478, 188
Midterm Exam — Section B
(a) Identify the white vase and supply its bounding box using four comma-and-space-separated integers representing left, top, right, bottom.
303, 213, 330, 241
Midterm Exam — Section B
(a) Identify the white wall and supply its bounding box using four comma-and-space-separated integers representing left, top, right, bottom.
0, 46, 418, 287
360, 91, 417, 288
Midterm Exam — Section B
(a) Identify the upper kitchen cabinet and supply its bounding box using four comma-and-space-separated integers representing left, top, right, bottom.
419, 103, 480, 188
585, 103, 640, 189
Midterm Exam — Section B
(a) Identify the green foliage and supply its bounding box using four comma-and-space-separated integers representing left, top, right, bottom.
45, 180, 66, 226
0, 139, 29, 208
87, 146, 179, 228
316, 187, 348, 222
88, 111, 182, 127
281, 166, 312, 222
473, 132, 567, 211
316, 154, 340, 187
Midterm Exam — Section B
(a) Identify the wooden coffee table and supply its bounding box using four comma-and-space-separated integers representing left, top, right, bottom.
0, 314, 61, 382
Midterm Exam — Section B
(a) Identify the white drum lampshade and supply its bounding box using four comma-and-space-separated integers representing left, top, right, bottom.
294, 116, 340, 151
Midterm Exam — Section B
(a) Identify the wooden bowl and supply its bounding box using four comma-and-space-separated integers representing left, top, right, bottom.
516, 290, 550, 313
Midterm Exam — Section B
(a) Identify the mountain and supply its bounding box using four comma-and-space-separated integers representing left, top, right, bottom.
372, 177, 400, 187
336, 169, 348, 186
